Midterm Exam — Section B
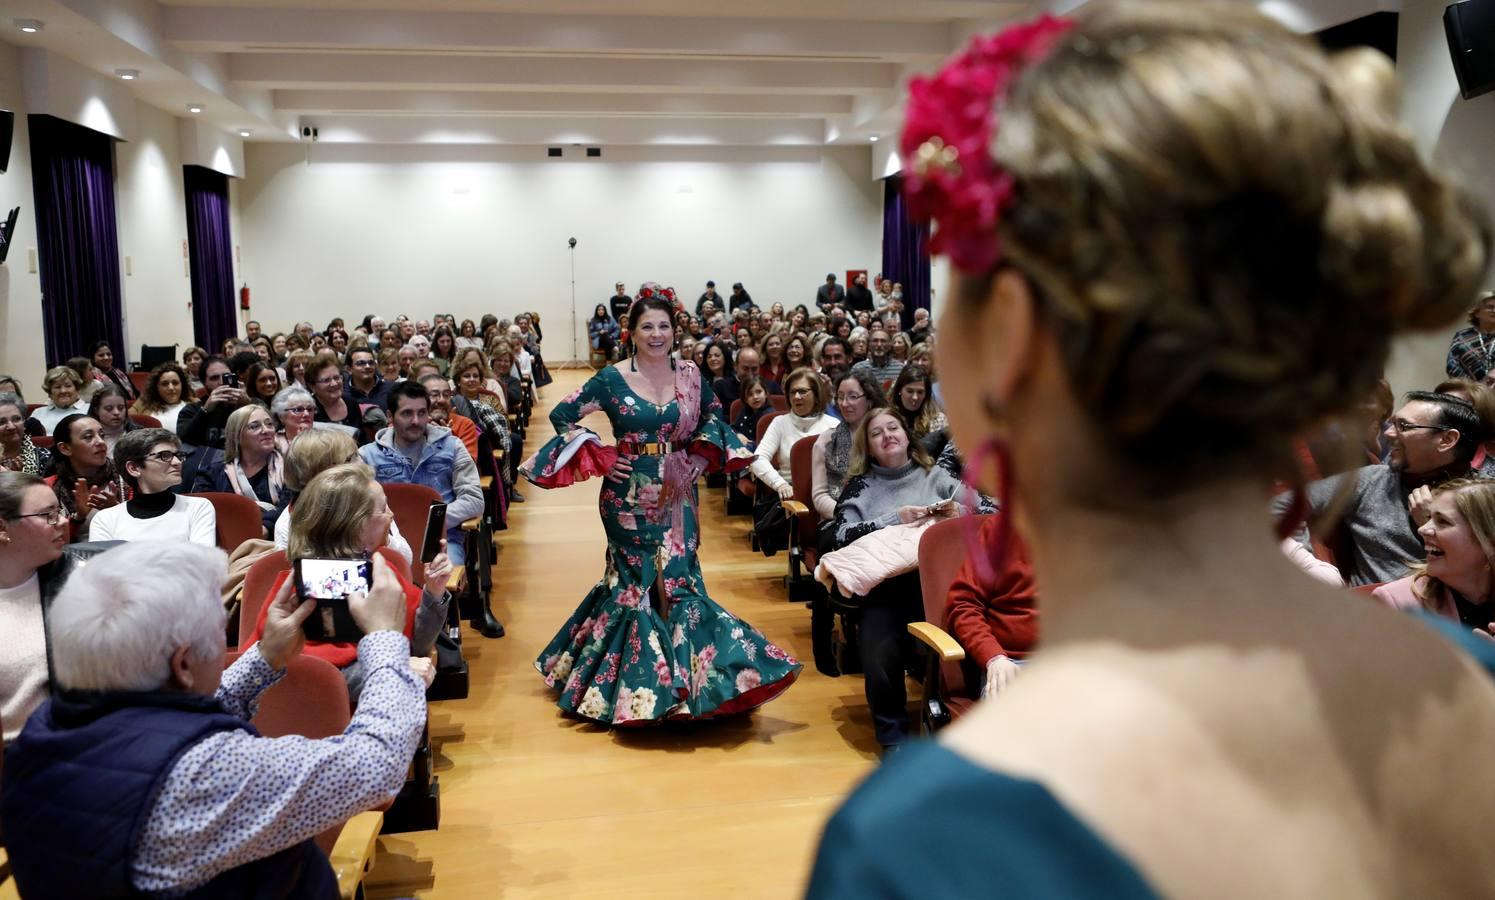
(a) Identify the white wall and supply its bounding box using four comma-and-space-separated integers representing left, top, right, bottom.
236, 144, 883, 360
0, 40, 46, 390
115, 101, 196, 361
1390, 1, 1495, 397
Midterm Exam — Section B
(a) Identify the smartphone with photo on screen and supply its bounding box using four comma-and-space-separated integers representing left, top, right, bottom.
421, 502, 448, 564
294, 557, 371, 643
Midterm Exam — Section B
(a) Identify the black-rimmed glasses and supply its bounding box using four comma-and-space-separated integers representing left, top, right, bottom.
144, 450, 190, 463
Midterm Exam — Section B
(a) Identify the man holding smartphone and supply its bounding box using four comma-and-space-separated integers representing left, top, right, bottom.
175, 355, 249, 450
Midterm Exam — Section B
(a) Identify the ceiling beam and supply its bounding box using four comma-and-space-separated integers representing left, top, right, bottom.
271, 89, 854, 117
228, 53, 897, 93
297, 114, 830, 145
165, 8, 954, 60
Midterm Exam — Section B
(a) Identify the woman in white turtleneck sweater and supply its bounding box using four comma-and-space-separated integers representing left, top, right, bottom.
750, 368, 839, 499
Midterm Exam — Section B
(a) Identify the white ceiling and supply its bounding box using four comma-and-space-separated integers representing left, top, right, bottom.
0, 0, 1395, 148
0, 0, 1030, 147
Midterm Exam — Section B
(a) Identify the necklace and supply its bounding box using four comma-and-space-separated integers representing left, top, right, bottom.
1479, 331, 1495, 367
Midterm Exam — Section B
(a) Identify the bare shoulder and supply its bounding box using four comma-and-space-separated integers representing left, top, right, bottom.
941, 605, 1495, 897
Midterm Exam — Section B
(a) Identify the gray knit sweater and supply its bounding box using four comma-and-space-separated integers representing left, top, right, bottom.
1279, 463, 1439, 586
834, 460, 963, 547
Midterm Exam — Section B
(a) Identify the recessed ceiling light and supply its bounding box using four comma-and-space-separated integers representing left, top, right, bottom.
238, 129, 252, 138
116, 69, 139, 81
869, 136, 879, 142
187, 104, 204, 114
14, 19, 44, 34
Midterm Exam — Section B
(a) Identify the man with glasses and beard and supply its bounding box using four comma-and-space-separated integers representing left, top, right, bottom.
1280, 391, 1487, 585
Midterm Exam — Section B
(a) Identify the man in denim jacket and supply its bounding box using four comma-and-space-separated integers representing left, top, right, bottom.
359, 381, 483, 566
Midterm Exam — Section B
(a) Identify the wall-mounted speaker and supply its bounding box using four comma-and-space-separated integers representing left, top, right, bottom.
1446, 0, 1495, 99
0, 110, 13, 173
547, 147, 563, 158
586, 147, 601, 158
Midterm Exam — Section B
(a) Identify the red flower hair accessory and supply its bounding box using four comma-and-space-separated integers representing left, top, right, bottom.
901, 15, 1074, 273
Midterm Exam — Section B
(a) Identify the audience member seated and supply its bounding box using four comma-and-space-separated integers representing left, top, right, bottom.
850, 327, 904, 387
420, 372, 480, 462
284, 348, 313, 389
307, 356, 366, 443
89, 341, 138, 403
29, 366, 90, 434
49, 414, 126, 540
589, 304, 619, 359
751, 367, 838, 538
131, 362, 190, 434
945, 516, 1039, 698
0, 541, 427, 896
270, 383, 318, 448
181, 345, 206, 392
0, 472, 68, 743
192, 404, 287, 536
1373, 478, 1495, 635
1446, 291, 1495, 382
760, 332, 790, 385
245, 361, 283, 408
818, 337, 853, 384
275, 430, 412, 563
346, 346, 391, 409
1282, 391, 1486, 585
360, 381, 483, 568
1435, 378, 1495, 476
891, 364, 948, 454
89, 429, 216, 546
89, 384, 140, 456
66, 356, 101, 404
177, 355, 251, 449
243, 463, 451, 697
714, 347, 783, 406
429, 326, 458, 376
833, 409, 971, 753
0, 392, 51, 475
731, 376, 774, 445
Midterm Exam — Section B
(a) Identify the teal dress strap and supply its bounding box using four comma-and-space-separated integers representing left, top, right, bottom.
807, 741, 1159, 899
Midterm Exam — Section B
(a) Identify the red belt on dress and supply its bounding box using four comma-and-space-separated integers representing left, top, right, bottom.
617, 440, 689, 456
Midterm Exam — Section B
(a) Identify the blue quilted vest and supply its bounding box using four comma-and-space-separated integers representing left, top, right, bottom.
0, 690, 337, 899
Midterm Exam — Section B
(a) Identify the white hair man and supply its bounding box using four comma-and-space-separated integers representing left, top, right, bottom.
0, 542, 425, 898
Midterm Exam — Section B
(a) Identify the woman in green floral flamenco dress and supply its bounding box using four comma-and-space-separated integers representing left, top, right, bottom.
522, 294, 802, 725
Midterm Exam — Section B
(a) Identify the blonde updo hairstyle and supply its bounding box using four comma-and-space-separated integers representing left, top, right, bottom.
964, 0, 1491, 489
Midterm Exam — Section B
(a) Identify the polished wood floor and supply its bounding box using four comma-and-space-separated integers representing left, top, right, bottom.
365, 368, 878, 899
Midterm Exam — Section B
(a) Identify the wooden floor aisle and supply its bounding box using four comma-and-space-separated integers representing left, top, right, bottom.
365, 368, 878, 899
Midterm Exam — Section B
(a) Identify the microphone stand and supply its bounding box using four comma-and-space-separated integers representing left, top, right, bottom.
568, 238, 579, 367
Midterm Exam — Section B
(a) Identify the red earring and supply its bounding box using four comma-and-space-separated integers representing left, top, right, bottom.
959, 432, 1014, 588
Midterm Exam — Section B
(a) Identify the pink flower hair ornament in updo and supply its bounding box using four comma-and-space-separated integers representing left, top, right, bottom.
900, 15, 1074, 274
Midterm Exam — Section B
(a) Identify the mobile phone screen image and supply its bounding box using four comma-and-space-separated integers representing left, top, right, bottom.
294, 558, 371, 643
220, 372, 238, 388
421, 502, 448, 564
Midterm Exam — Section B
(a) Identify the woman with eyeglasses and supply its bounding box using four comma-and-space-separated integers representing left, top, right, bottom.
0, 393, 52, 477
88, 428, 215, 546
305, 356, 366, 444
269, 384, 318, 448
192, 405, 286, 537
0, 470, 71, 742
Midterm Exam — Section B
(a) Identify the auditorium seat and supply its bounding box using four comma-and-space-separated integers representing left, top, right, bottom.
127, 371, 151, 395
188, 492, 265, 556
128, 414, 161, 429
779, 434, 822, 601
908, 515, 996, 734
222, 650, 384, 898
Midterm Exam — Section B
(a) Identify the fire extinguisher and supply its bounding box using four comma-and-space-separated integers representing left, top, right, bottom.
239, 284, 250, 310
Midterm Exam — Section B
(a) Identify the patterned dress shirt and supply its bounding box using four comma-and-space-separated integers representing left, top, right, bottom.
133, 632, 426, 894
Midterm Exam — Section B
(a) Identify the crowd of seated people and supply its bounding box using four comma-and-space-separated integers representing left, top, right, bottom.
15, 267, 1495, 892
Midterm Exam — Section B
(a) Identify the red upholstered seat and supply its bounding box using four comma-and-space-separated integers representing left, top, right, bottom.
187, 491, 264, 555
916, 515, 997, 723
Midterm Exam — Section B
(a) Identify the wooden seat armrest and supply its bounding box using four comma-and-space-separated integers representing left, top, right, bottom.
492, 448, 505, 462
781, 499, 810, 518
329, 810, 384, 900
446, 567, 466, 592
460, 517, 481, 532
907, 622, 966, 662
479, 475, 493, 490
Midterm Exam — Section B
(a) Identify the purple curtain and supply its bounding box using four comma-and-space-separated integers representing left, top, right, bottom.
184, 165, 236, 353
880, 174, 930, 332
27, 115, 125, 368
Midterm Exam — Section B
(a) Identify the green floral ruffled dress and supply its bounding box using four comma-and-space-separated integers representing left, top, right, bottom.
522, 362, 802, 725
